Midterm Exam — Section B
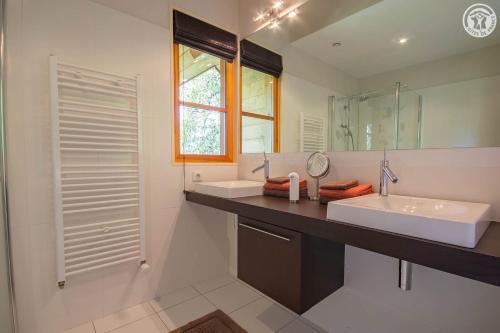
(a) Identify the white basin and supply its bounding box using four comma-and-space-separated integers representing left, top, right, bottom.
194, 180, 264, 198
327, 193, 491, 248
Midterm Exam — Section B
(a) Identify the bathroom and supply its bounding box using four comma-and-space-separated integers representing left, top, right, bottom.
1, 0, 500, 332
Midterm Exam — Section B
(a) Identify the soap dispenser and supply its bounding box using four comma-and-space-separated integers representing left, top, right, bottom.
288, 172, 300, 203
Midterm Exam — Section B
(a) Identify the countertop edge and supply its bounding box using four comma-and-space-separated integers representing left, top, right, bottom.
184, 191, 500, 287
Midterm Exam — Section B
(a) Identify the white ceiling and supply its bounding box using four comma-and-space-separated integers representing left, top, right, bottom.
88, 0, 170, 27
88, 0, 308, 35
292, 0, 500, 78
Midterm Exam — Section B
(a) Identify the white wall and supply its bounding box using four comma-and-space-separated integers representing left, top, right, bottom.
280, 73, 333, 152
88, 0, 240, 32
239, 148, 500, 332
418, 75, 500, 149
5, 0, 239, 332
359, 44, 500, 93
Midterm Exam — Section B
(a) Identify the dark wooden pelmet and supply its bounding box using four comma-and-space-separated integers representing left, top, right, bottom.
240, 39, 283, 77
173, 10, 237, 62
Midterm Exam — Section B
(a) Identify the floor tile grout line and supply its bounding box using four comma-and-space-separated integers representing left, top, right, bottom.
194, 278, 236, 295
150, 292, 201, 313
151, 312, 170, 332
144, 301, 155, 313
202, 280, 239, 295
276, 318, 298, 333
198, 291, 257, 315
274, 316, 301, 333
236, 279, 299, 318
236, 279, 274, 300
226, 295, 265, 315
282, 317, 325, 333
198, 281, 264, 314
200, 293, 220, 311
297, 318, 328, 333
156, 310, 172, 331
100, 315, 150, 333
105, 314, 162, 333
93, 303, 155, 333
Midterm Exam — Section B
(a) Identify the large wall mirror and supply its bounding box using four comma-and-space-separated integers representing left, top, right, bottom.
241, 0, 500, 152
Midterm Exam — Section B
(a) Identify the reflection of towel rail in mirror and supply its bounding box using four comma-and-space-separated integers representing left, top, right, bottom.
243, 0, 500, 152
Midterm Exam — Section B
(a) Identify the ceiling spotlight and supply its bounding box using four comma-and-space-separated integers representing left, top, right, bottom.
332, 42, 342, 47
288, 10, 297, 18
269, 20, 280, 29
254, 13, 265, 21
273, 1, 284, 9
398, 37, 408, 44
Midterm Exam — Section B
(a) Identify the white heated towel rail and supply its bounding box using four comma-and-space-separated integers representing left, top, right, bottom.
50, 56, 145, 288
300, 112, 327, 152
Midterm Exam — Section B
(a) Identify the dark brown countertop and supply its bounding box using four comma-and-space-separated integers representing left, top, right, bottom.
185, 191, 500, 287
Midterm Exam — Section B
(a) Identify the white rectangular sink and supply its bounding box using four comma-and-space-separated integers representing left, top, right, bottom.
327, 193, 491, 248
194, 180, 264, 198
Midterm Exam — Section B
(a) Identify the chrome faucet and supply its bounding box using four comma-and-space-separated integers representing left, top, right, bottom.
252, 152, 269, 180
380, 147, 398, 196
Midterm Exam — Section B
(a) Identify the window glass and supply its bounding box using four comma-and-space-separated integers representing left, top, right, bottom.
176, 44, 232, 160
179, 45, 224, 107
180, 106, 225, 155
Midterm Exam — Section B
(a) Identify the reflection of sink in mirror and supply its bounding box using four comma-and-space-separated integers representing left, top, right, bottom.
195, 180, 264, 198
327, 193, 491, 248
241, 0, 500, 154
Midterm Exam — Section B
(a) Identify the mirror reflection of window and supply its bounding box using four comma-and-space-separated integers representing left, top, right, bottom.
244, 0, 500, 152
241, 66, 279, 153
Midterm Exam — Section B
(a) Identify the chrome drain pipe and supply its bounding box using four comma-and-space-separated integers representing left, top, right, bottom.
398, 260, 413, 290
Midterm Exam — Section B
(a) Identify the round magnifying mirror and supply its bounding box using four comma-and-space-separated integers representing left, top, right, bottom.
306, 152, 330, 200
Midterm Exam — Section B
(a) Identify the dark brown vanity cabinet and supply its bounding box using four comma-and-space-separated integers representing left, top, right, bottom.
237, 216, 345, 314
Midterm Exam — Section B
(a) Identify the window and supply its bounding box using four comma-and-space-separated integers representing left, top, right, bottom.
174, 43, 235, 162
240, 66, 279, 153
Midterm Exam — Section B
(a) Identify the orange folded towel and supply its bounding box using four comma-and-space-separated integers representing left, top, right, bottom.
320, 180, 358, 190
266, 177, 290, 184
264, 179, 307, 191
319, 184, 372, 199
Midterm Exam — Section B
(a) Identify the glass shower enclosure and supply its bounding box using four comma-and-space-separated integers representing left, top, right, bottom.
0, 0, 16, 331
331, 83, 422, 151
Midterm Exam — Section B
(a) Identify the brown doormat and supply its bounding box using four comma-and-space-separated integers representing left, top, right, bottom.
170, 310, 247, 333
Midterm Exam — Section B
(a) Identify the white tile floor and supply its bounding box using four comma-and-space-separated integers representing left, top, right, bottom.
61, 274, 327, 333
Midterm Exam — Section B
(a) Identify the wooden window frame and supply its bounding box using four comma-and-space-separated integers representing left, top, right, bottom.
239, 66, 280, 153
173, 42, 235, 163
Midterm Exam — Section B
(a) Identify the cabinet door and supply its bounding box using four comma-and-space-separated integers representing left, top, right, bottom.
238, 216, 302, 313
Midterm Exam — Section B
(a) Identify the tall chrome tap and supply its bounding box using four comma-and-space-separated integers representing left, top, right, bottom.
379, 147, 398, 196
252, 152, 269, 180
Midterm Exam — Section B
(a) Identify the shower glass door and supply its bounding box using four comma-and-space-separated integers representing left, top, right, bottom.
331, 85, 422, 152
0, 195, 14, 333
0, 0, 15, 330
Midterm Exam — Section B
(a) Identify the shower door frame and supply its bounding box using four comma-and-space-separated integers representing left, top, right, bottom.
0, 0, 18, 330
